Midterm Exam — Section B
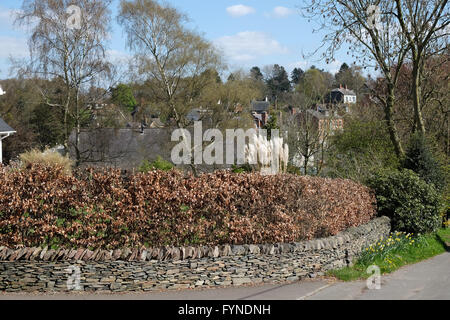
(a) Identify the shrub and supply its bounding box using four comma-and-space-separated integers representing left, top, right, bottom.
19, 148, 73, 175
367, 169, 442, 234
403, 132, 446, 192
138, 156, 174, 173
287, 164, 302, 175
327, 120, 400, 183
231, 164, 253, 174
0, 165, 376, 249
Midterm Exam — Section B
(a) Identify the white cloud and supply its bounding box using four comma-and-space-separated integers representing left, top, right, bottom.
272, 6, 295, 18
226, 5, 255, 18
106, 49, 131, 63
327, 59, 343, 75
288, 60, 309, 72
214, 31, 289, 63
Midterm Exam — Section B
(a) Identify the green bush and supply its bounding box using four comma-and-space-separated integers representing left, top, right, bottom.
138, 156, 174, 173
367, 169, 442, 234
231, 164, 253, 173
326, 120, 400, 183
287, 164, 302, 175
403, 132, 446, 192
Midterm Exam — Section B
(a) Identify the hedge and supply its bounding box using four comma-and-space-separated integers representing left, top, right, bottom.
0, 165, 376, 249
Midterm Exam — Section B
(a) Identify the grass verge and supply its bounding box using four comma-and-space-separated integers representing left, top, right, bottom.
328, 228, 450, 281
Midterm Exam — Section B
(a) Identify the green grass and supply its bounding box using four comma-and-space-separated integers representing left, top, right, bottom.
328, 228, 450, 281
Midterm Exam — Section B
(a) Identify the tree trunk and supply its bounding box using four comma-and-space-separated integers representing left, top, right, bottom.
412, 62, 426, 134
74, 93, 81, 167
385, 86, 405, 159
303, 154, 309, 176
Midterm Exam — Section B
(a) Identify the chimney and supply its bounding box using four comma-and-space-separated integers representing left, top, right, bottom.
339, 84, 342, 89
345, 84, 348, 90
265, 96, 269, 102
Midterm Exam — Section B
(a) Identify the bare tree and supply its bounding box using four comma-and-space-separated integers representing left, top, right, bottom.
117, 0, 223, 175
393, 0, 449, 134
301, 0, 410, 158
286, 90, 338, 175
15, 0, 113, 166
117, 0, 222, 128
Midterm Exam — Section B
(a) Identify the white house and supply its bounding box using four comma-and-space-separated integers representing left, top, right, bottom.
0, 85, 5, 96
0, 117, 16, 164
327, 85, 357, 105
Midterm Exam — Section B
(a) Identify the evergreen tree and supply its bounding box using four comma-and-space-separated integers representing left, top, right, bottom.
339, 63, 349, 73
266, 64, 291, 98
250, 66, 264, 82
291, 67, 304, 84
264, 112, 279, 140
110, 84, 137, 113
403, 132, 446, 191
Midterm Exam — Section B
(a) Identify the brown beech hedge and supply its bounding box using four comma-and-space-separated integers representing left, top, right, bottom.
0, 165, 376, 249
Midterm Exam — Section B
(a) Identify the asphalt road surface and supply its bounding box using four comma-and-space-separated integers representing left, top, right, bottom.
1, 252, 449, 300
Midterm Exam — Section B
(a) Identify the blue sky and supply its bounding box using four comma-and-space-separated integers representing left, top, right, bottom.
0, 0, 355, 80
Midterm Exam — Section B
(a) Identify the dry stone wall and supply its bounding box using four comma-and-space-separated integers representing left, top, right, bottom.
0, 216, 390, 292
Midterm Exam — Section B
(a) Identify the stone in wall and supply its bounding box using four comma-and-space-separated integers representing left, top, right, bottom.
0, 216, 391, 293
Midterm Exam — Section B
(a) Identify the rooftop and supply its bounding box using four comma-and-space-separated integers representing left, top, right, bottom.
331, 88, 356, 96
0, 117, 15, 133
251, 100, 270, 113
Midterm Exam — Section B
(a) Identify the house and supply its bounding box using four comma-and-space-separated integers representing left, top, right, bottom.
251, 98, 270, 128
0, 85, 5, 96
297, 106, 344, 142
0, 117, 16, 164
326, 85, 357, 106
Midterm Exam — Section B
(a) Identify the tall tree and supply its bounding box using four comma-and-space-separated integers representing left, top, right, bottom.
334, 63, 366, 94
302, 0, 411, 158
291, 67, 305, 85
265, 64, 291, 101
297, 68, 331, 102
287, 107, 333, 176
118, 0, 222, 128
250, 66, 264, 82
394, 0, 449, 134
110, 83, 137, 113
15, 0, 113, 165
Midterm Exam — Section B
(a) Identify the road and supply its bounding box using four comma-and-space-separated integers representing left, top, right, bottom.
1, 252, 449, 300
